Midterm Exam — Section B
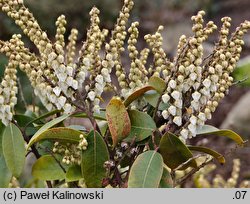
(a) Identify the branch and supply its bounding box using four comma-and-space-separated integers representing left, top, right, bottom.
175, 156, 213, 187
17, 78, 28, 109
173, 154, 206, 172
44, 147, 66, 173
232, 77, 249, 85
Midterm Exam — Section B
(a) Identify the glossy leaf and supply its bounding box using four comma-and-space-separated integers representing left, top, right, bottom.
36, 140, 54, 156
66, 165, 83, 182
128, 150, 163, 188
32, 155, 66, 180
159, 132, 197, 170
124, 86, 155, 107
0, 124, 12, 187
125, 110, 156, 142
72, 112, 106, 121
0, 155, 12, 187
98, 121, 108, 136
27, 114, 70, 148
14, 114, 35, 127
31, 114, 70, 139
24, 109, 63, 128
0, 122, 5, 153
25, 127, 38, 137
144, 90, 169, 110
24, 110, 37, 118
196, 125, 244, 146
2, 123, 26, 177
159, 167, 173, 188
188, 145, 225, 164
27, 127, 84, 149
196, 125, 219, 134
106, 97, 131, 146
148, 76, 166, 93
67, 125, 86, 131
14, 114, 37, 136
233, 63, 250, 86
81, 131, 109, 188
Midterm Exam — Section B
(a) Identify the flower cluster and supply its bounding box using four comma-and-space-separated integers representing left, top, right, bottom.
159, 12, 250, 140
52, 134, 88, 166
0, 0, 134, 124
52, 134, 88, 165
78, 134, 88, 150
194, 159, 250, 188
0, 56, 18, 126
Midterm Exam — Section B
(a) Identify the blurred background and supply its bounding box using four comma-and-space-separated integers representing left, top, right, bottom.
1, 0, 250, 187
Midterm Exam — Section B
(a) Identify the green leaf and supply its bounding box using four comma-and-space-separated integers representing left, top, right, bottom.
98, 121, 108, 136
0, 122, 5, 153
196, 125, 219, 134
32, 155, 66, 180
66, 165, 83, 182
27, 114, 70, 147
14, 114, 35, 127
125, 110, 156, 142
27, 127, 84, 149
24, 109, 63, 128
36, 141, 54, 156
14, 114, 37, 136
148, 76, 166, 94
25, 127, 38, 137
196, 125, 245, 146
159, 167, 173, 188
24, 110, 37, 118
81, 130, 109, 188
187, 145, 225, 164
2, 123, 26, 177
159, 132, 197, 170
67, 125, 86, 131
233, 63, 250, 86
33, 114, 70, 137
124, 86, 155, 107
106, 97, 131, 146
144, 90, 169, 110
72, 112, 107, 121
0, 155, 12, 187
0, 124, 12, 187
128, 150, 163, 188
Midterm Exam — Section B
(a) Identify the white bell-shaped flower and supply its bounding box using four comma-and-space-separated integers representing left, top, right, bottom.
87, 91, 96, 101
162, 110, 169, 119
173, 116, 182, 126
168, 105, 177, 116
192, 91, 201, 102
162, 93, 170, 103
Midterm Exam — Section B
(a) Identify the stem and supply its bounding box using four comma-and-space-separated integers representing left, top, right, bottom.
151, 131, 159, 150
175, 156, 212, 187
44, 147, 66, 173
170, 170, 176, 187
84, 104, 102, 135
46, 181, 53, 188
232, 77, 249, 85
173, 154, 205, 171
17, 78, 28, 109
113, 166, 124, 187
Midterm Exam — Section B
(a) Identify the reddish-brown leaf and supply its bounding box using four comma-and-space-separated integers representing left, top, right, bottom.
106, 97, 131, 146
